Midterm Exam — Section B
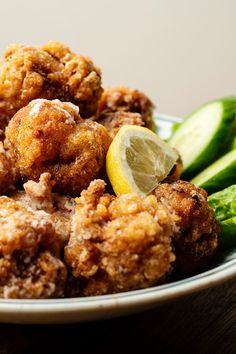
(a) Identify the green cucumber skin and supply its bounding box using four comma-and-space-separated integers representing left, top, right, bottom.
173, 97, 236, 179
208, 185, 236, 221
193, 158, 236, 194
219, 217, 236, 250
231, 137, 236, 150
208, 185, 236, 250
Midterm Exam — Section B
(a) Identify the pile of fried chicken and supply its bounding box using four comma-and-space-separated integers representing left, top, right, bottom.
0, 41, 219, 298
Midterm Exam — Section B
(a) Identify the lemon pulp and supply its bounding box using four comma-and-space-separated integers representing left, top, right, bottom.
106, 125, 178, 195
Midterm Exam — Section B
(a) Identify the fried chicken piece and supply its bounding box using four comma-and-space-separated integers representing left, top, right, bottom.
0, 196, 67, 298
154, 180, 219, 274
5, 99, 111, 195
64, 180, 175, 296
97, 111, 144, 139
0, 41, 103, 131
11, 173, 75, 247
96, 87, 155, 135
0, 142, 16, 193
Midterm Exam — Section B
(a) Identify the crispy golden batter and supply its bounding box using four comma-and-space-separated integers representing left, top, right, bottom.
5, 99, 111, 195
0, 196, 67, 298
64, 180, 175, 296
96, 86, 154, 135
97, 111, 144, 139
0, 41, 103, 131
11, 173, 75, 247
0, 142, 15, 193
154, 180, 219, 273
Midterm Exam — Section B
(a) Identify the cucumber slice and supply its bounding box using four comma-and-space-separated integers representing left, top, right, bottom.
191, 149, 236, 194
169, 97, 236, 179
231, 136, 236, 150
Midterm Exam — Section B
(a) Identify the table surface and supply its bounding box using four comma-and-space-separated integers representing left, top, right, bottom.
0, 278, 235, 354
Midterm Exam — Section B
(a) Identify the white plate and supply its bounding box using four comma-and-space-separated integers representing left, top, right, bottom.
0, 114, 235, 324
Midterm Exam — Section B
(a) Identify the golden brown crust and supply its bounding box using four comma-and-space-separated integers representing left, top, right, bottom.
0, 196, 60, 256
64, 180, 175, 296
0, 251, 67, 299
10, 173, 75, 247
154, 180, 219, 273
97, 111, 144, 139
0, 196, 67, 298
96, 86, 155, 133
42, 41, 73, 61
0, 142, 16, 193
63, 55, 103, 117
5, 99, 111, 195
0, 41, 103, 131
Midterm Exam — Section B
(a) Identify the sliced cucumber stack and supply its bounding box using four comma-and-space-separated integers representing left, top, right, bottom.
169, 97, 236, 179
191, 149, 236, 194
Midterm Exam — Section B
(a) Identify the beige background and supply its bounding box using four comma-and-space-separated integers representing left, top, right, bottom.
0, 0, 235, 117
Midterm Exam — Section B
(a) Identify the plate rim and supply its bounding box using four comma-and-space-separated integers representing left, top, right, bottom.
0, 257, 235, 316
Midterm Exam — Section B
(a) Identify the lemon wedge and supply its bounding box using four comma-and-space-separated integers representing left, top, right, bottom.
106, 125, 178, 195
